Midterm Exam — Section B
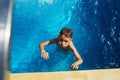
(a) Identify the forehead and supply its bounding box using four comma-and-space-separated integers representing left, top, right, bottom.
61, 35, 71, 40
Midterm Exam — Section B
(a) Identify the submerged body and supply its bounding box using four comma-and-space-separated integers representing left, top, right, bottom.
40, 27, 83, 69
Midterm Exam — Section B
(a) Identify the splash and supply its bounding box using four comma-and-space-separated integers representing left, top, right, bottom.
38, 0, 55, 5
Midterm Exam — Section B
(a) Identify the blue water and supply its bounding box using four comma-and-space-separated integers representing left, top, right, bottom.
10, 0, 120, 73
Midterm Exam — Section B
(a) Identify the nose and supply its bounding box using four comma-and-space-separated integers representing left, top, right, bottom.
61, 41, 65, 45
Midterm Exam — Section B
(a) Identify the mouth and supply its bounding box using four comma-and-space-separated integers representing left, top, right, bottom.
61, 45, 67, 48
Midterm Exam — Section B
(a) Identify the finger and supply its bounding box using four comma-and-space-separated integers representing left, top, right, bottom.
44, 54, 47, 59
71, 64, 75, 69
42, 54, 46, 59
41, 53, 45, 58
42, 55, 46, 59
71, 63, 74, 67
44, 55, 48, 60
75, 66, 79, 69
44, 54, 48, 59
45, 54, 49, 60
46, 55, 49, 60
71, 65, 73, 68
46, 54, 49, 59
72, 65, 76, 69
72, 65, 78, 69
43, 53, 47, 58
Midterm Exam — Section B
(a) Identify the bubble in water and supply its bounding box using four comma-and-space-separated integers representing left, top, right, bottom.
71, 6, 75, 9
94, 10, 97, 14
113, 26, 116, 29
110, 28, 115, 37
101, 35, 106, 43
38, 0, 54, 5
119, 37, 120, 42
113, 38, 117, 41
115, 11, 118, 15
107, 41, 111, 46
108, 0, 111, 2
112, 16, 116, 21
95, 1, 98, 6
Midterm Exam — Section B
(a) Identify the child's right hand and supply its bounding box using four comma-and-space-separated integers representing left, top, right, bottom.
41, 52, 49, 60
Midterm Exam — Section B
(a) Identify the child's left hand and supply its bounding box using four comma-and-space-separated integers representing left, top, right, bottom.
71, 62, 79, 69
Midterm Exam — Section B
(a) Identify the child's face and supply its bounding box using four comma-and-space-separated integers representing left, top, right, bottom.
58, 35, 72, 48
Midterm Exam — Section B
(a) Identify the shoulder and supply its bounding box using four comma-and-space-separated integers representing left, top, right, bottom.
69, 41, 74, 46
49, 38, 58, 44
69, 41, 76, 51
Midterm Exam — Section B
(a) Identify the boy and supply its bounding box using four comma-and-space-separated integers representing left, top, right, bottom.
39, 27, 83, 69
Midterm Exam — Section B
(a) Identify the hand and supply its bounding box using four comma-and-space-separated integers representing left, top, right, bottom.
41, 52, 49, 60
71, 62, 79, 69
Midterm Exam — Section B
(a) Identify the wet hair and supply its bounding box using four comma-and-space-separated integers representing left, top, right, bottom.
59, 27, 72, 38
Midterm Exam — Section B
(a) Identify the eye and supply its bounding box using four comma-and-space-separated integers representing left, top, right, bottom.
64, 40, 68, 42
59, 39, 63, 41
59, 38, 68, 42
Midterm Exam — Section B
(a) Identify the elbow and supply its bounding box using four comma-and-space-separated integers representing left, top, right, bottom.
81, 58, 83, 64
39, 42, 46, 49
39, 43, 43, 48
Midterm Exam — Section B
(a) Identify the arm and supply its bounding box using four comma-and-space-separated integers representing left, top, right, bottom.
39, 38, 57, 60
69, 41, 83, 69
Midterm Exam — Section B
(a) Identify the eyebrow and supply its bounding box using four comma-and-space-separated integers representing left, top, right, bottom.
59, 38, 69, 42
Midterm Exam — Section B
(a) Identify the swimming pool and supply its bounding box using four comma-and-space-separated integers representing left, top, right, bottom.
10, 0, 120, 73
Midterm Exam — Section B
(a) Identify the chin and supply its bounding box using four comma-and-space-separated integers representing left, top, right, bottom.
62, 46, 67, 48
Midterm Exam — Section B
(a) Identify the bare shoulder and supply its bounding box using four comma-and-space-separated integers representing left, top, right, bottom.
69, 41, 74, 46
49, 38, 58, 44
69, 41, 76, 51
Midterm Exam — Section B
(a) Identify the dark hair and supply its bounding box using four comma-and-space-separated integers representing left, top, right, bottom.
59, 27, 72, 38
